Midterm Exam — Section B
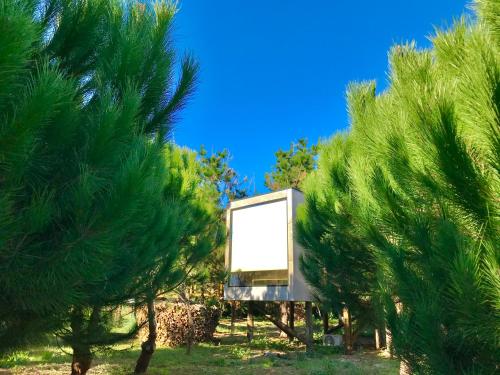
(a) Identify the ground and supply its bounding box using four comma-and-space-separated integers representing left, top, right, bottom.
0, 318, 399, 374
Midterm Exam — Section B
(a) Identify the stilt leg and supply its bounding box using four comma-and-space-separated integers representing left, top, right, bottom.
305, 301, 313, 352
246, 301, 254, 343
288, 302, 295, 342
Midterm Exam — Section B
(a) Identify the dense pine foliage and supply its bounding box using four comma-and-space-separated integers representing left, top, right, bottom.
297, 1, 499, 372
0, 0, 221, 373
297, 135, 380, 339
1, 0, 498, 373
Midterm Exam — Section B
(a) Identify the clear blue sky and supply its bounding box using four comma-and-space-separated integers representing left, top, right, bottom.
171, 1, 471, 193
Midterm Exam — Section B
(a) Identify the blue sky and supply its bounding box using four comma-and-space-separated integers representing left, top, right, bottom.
171, 1, 470, 193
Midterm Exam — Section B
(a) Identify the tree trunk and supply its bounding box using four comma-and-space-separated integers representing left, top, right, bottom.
395, 301, 408, 373
321, 309, 329, 334
279, 302, 288, 338
252, 302, 307, 344
70, 307, 94, 375
342, 307, 353, 354
134, 298, 157, 374
400, 360, 411, 375
246, 301, 254, 342
71, 346, 92, 375
288, 302, 295, 342
186, 296, 194, 355
374, 328, 381, 350
218, 283, 224, 299
305, 301, 313, 352
312, 304, 321, 319
385, 325, 393, 357
230, 301, 237, 335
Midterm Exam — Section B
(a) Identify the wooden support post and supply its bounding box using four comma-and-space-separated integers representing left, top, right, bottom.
279, 302, 288, 338
305, 301, 313, 353
230, 301, 237, 335
374, 328, 381, 350
342, 307, 353, 354
288, 302, 295, 342
246, 301, 254, 343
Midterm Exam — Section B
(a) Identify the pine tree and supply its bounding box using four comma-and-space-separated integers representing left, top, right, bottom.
196, 146, 249, 303
0, 1, 202, 374
265, 138, 318, 337
296, 135, 380, 351
133, 145, 224, 374
298, 1, 499, 371
265, 138, 318, 191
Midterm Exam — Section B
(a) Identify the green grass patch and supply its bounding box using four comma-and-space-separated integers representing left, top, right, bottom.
1, 318, 399, 374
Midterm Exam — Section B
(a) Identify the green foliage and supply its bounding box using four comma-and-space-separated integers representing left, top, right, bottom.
0, 0, 217, 360
199, 146, 249, 205
182, 146, 249, 303
296, 135, 380, 336
265, 138, 318, 191
131, 144, 224, 303
298, 1, 499, 372
0, 318, 400, 374
161, 145, 225, 291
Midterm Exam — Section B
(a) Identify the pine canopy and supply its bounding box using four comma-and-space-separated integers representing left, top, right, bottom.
0, 0, 216, 356
297, 1, 499, 372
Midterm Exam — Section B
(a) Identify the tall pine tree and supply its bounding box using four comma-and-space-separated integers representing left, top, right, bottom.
296, 135, 380, 350
298, 1, 499, 371
0, 2, 209, 374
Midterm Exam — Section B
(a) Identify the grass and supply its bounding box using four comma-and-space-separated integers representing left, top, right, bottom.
0, 318, 399, 374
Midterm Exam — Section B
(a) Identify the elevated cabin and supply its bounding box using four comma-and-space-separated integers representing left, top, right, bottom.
224, 188, 312, 302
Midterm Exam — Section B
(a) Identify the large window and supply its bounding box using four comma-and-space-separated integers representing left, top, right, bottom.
229, 270, 288, 287
229, 199, 288, 287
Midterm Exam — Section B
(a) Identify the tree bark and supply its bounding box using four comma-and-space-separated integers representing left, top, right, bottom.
134, 298, 157, 374
385, 326, 393, 357
200, 284, 205, 303
70, 307, 96, 375
288, 302, 295, 342
374, 328, 381, 350
400, 360, 411, 375
71, 346, 92, 375
252, 303, 307, 345
305, 301, 313, 353
321, 309, 329, 334
186, 296, 194, 355
395, 301, 409, 373
279, 302, 288, 338
342, 307, 353, 354
246, 301, 254, 342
